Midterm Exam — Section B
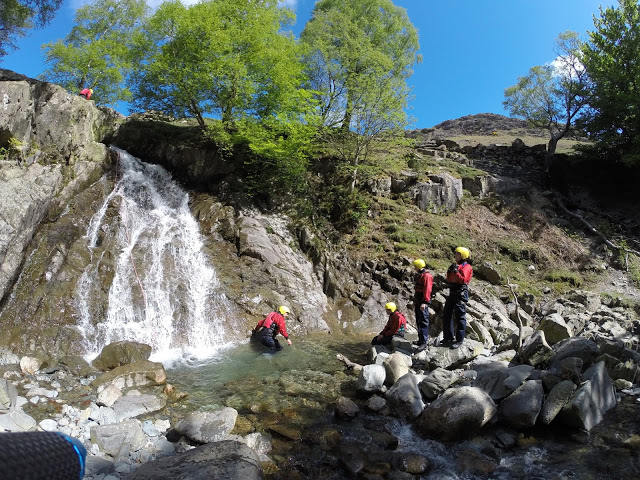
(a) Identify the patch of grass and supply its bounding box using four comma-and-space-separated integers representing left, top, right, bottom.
497, 238, 546, 264
544, 269, 583, 287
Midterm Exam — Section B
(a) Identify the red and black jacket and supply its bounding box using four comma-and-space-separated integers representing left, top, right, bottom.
414, 268, 433, 304
254, 312, 289, 339
381, 311, 406, 337
446, 261, 473, 293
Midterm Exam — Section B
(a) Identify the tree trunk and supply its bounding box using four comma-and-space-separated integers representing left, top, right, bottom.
545, 136, 559, 173
190, 99, 205, 129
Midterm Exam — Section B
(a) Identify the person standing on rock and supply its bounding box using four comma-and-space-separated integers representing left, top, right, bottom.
412, 259, 433, 352
251, 306, 292, 352
79, 88, 93, 100
441, 247, 473, 349
372, 302, 407, 346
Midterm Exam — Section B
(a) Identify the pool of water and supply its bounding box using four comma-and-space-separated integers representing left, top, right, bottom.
166, 333, 640, 480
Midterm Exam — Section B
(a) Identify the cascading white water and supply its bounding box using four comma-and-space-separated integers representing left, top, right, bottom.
76, 147, 238, 362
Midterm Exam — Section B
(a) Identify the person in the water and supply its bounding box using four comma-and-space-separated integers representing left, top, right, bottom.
251, 306, 292, 352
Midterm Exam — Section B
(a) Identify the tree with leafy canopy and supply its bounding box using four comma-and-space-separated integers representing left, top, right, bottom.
42, 0, 148, 105
579, 0, 640, 166
300, 0, 420, 194
130, 0, 309, 130
503, 31, 590, 170
0, 0, 63, 58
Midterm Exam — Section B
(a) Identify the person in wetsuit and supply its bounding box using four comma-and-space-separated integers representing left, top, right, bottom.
441, 247, 473, 349
372, 302, 407, 346
251, 305, 292, 352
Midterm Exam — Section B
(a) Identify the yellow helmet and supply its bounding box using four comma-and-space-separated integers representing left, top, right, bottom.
455, 247, 470, 259
89, 89, 94, 94
278, 305, 290, 315
385, 302, 397, 313
412, 259, 426, 269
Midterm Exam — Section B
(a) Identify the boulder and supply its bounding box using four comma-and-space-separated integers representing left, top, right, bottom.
498, 380, 543, 428
175, 408, 238, 443
383, 352, 411, 386
0, 410, 37, 432
539, 380, 577, 425
503, 365, 535, 395
92, 360, 167, 394
385, 373, 426, 420
19, 356, 43, 375
557, 361, 616, 431
416, 386, 496, 441
520, 331, 553, 366
420, 339, 483, 370
472, 362, 510, 401
538, 313, 573, 345
59, 355, 98, 377
123, 440, 262, 480
90, 419, 146, 458
419, 368, 460, 400
112, 393, 167, 421
92, 341, 152, 371
356, 364, 386, 393
335, 396, 360, 419
548, 338, 599, 371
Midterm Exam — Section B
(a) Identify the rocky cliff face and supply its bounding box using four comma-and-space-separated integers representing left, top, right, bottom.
0, 69, 120, 306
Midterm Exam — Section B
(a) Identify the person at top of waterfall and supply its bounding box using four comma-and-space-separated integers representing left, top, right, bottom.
371, 302, 406, 346
441, 247, 473, 350
79, 88, 93, 100
251, 306, 292, 352
412, 258, 433, 353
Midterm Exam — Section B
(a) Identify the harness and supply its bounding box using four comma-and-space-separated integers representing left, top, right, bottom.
258, 312, 279, 336
396, 313, 406, 336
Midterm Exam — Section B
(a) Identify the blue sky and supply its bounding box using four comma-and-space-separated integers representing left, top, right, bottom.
1, 0, 614, 128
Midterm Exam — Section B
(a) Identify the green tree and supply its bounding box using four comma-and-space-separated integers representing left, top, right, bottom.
503, 31, 589, 169
131, 0, 309, 129
42, 0, 148, 105
0, 0, 62, 58
300, 0, 420, 193
580, 0, 640, 166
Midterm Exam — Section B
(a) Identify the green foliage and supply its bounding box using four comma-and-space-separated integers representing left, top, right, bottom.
544, 269, 583, 287
237, 116, 315, 196
579, 0, 640, 166
503, 31, 589, 157
42, 0, 148, 105
301, 0, 421, 192
0, 136, 25, 162
131, 0, 311, 129
0, 0, 63, 57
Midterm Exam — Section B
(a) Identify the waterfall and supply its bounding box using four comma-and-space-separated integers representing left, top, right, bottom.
76, 147, 238, 362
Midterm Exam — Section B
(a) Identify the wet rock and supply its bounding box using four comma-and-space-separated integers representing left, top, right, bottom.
175, 407, 238, 443
340, 444, 365, 475
498, 380, 543, 428
335, 396, 360, 419
92, 341, 152, 371
59, 355, 97, 377
124, 440, 262, 480
540, 380, 576, 425
558, 361, 616, 431
416, 386, 496, 441
393, 452, 430, 474
268, 424, 301, 441
385, 373, 425, 420
364, 395, 388, 413
357, 364, 386, 393
538, 313, 573, 345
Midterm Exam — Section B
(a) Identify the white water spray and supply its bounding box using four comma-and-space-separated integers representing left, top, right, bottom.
76, 147, 237, 362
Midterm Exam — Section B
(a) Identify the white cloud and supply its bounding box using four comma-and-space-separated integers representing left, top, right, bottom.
279, 0, 298, 8
549, 55, 585, 81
